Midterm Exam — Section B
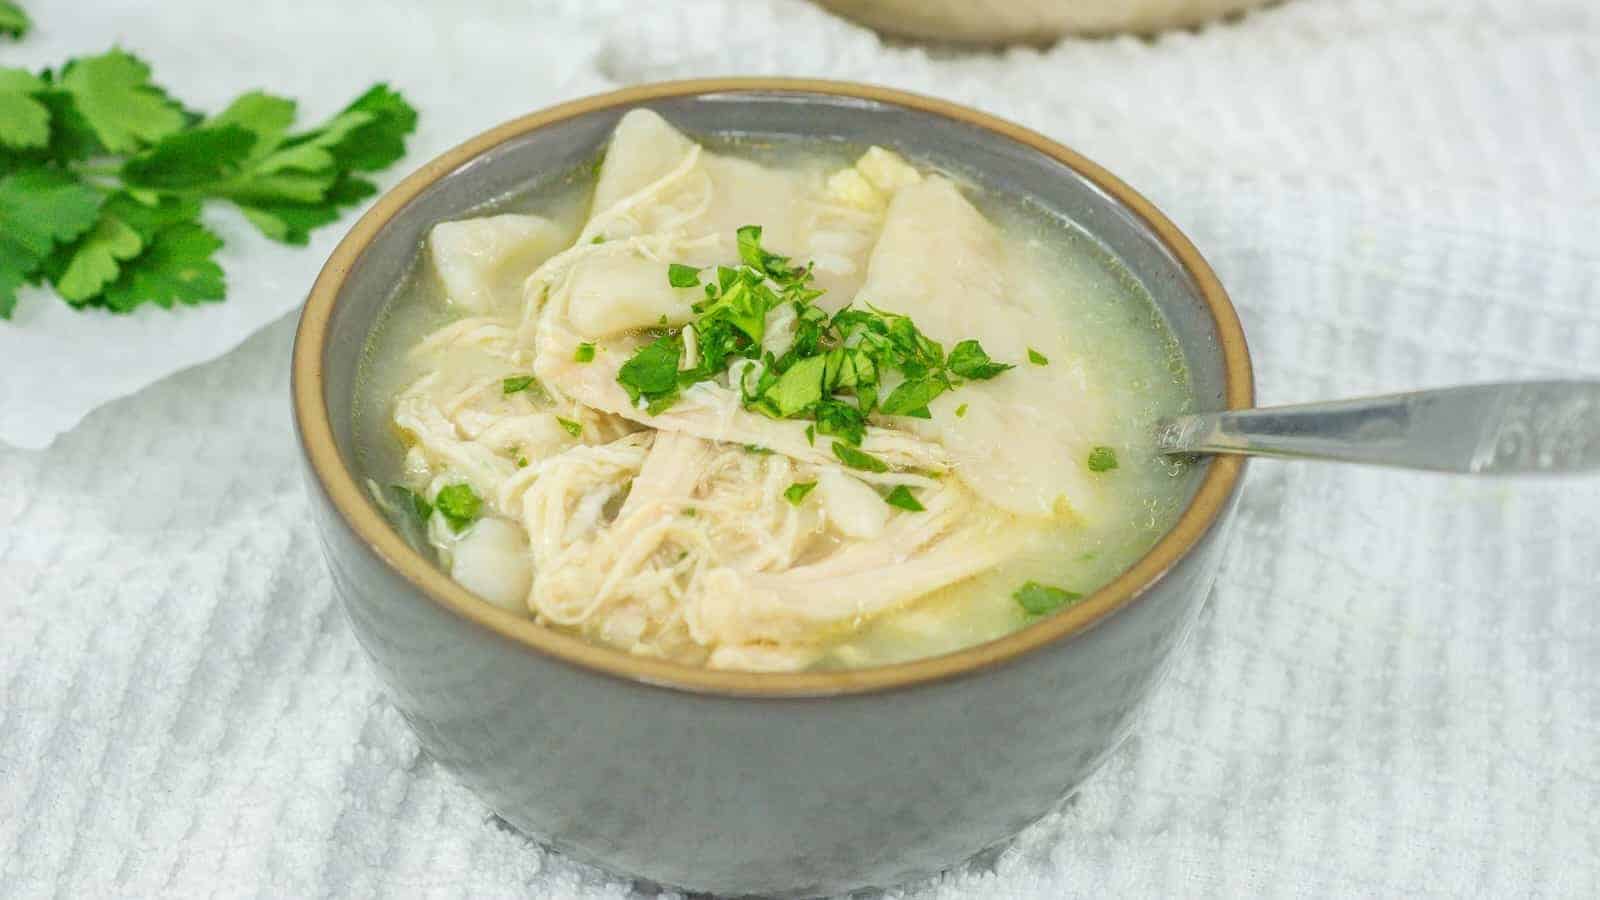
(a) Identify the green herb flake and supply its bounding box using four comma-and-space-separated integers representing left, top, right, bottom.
433, 483, 481, 532
516, 456, 529, 468
667, 263, 701, 288
502, 374, 538, 395
805, 424, 816, 446
591, 234, 605, 244
783, 481, 816, 505
767, 354, 827, 417
879, 377, 946, 417
832, 441, 888, 473
1027, 347, 1049, 366
557, 417, 583, 438
573, 342, 596, 363
947, 339, 1013, 380
616, 333, 683, 408
883, 485, 924, 512
744, 444, 774, 455
1013, 581, 1083, 616
683, 507, 697, 518
955, 403, 968, 418
1087, 446, 1119, 472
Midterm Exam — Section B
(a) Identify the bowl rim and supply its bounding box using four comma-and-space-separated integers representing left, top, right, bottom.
292, 77, 1253, 698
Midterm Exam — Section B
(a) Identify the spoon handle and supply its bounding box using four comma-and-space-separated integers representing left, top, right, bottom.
1155, 381, 1600, 474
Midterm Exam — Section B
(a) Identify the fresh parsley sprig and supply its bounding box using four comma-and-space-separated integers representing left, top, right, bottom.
0, 2, 27, 40
614, 226, 1014, 460
0, 40, 416, 318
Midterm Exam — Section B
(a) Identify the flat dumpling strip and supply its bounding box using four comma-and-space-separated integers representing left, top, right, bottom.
857, 177, 1112, 521
582, 109, 891, 300
429, 214, 568, 313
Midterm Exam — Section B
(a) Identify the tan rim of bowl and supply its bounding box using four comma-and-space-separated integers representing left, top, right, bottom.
292, 78, 1253, 698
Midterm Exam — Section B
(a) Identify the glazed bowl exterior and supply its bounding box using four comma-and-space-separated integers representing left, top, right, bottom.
291, 80, 1252, 897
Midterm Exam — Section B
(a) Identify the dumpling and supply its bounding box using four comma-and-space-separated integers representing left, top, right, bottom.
857, 177, 1111, 521
429, 213, 567, 313
583, 109, 896, 301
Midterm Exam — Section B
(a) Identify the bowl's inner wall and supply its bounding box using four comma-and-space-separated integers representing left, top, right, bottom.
321, 90, 1226, 506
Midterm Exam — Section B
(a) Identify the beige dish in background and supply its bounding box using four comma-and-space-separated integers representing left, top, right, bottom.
816, 0, 1275, 43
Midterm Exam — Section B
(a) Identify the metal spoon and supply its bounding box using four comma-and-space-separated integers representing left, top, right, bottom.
1155, 381, 1600, 475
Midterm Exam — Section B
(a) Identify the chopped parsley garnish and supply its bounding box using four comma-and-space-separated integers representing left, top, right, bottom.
502, 374, 538, 395
1087, 446, 1119, 472
615, 332, 682, 409
573, 342, 595, 363
433, 483, 481, 532
667, 263, 701, 288
744, 444, 774, 455
0, 33, 416, 318
783, 481, 817, 505
1027, 348, 1049, 366
557, 416, 583, 437
612, 226, 1014, 468
948, 340, 1013, 380
883, 485, 924, 511
516, 456, 529, 468
1013, 581, 1083, 616
955, 403, 968, 418
832, 441, 888, 473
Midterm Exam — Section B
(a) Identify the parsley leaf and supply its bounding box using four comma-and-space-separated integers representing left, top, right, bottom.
667, 263, 701, 288
0, 1, 30, 39
947, 339, 1013, 380
783, 481, 816, 505
884, 485, 924, 511
59, 50, 188, 154
1014, 581, 1083, 616
766, 354, 827, 417
100, 222, 224, 312
616, 333, 682, 408
1027, 347, 1049, 366
955, 403, 968, 418
0, 68, 49, 150
744, 444, 773, 455
0, 168, 102, 316
434, 483, 481, 532
832, 441, 888, 472
1087, 446, 1119, 472
502, 374, 537, 395
53, 213, 142, 302
120, 124, 257, 190
557, 416, 583, 438
573, 342, 595, 363
879, 377, 946, 416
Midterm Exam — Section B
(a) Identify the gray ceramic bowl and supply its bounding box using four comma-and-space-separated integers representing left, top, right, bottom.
292, 79, 1252, 897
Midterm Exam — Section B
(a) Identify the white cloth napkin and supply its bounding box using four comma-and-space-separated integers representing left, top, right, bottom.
3, 0, 1599, 896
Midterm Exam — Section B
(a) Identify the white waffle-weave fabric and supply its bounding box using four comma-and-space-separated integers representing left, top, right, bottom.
2, 0, 1598, 896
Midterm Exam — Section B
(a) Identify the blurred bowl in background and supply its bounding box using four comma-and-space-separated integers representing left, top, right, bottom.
815, 0, 1276, 43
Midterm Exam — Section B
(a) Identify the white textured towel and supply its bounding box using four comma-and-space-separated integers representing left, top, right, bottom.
3, 0, 1599, 897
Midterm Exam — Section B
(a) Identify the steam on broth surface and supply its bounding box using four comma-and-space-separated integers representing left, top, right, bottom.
353, 110, 1197, 672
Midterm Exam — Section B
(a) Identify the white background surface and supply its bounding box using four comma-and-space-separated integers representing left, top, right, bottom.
3, 0, 1599, 896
